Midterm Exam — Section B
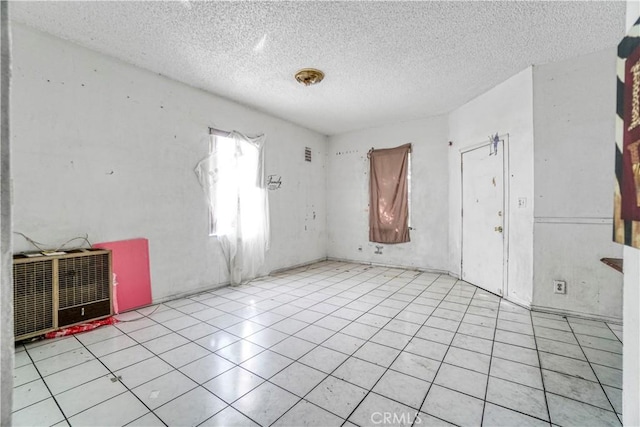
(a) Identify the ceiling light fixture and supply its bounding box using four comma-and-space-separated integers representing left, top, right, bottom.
295, 68, 325, 86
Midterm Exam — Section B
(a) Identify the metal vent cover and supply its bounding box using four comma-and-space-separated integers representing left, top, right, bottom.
305, 147, 312, 162
13, 259, 54, 337
58, 253, 110, 309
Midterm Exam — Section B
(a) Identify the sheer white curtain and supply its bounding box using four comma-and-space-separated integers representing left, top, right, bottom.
195, 131, 270, 285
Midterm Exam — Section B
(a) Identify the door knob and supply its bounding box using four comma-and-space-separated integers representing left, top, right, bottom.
494, 226, 503, 233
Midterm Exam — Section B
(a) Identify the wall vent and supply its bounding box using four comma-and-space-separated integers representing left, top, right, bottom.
305, 147, 312, 162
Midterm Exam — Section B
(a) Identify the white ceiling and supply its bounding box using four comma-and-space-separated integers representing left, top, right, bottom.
11, 1, 626, 136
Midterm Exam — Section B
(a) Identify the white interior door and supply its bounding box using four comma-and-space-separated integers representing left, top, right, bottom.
461, 141, 505, 296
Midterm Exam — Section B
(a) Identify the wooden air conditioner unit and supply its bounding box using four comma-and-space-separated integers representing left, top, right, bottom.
13, 248, 112, 341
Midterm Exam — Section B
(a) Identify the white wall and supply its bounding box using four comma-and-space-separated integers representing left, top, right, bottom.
623, 2, 640, 425
448, 67, 535, 306
11, 24, 327, 302
0, 4, 13, 425
326, 116, 449, 272
531, 49, 623, 321
622, 247, 640, 425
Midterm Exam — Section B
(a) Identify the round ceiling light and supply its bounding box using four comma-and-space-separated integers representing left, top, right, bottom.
295, 68, 325, 86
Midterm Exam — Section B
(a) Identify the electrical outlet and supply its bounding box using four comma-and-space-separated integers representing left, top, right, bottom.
553, 280, 566, 294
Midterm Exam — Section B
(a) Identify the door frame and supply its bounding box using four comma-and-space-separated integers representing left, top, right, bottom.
460, 134, 510, 297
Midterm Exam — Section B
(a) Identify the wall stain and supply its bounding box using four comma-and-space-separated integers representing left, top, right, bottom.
335, 149, 359, 155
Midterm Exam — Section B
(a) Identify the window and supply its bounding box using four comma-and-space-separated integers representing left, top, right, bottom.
206, 133, 266, 238
207, 134, 235, 236
368, 143, 412, 244
195, 130, 270, 285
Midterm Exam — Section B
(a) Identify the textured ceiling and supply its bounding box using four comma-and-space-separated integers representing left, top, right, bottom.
11, 1, 626, 136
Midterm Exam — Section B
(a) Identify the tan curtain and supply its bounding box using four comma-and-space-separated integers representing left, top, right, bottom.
369, 143, 411, 244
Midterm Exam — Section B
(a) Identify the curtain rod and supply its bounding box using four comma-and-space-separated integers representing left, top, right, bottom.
208, 127, 232, 137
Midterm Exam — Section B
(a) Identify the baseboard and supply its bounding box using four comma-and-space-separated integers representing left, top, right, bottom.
147, 258, 621, 326
504, 294, 531, 309
530, 304, 622, 325
326, 257, 449, 275
150, 258, 330, 305
151, 281, 230, 306
269, 257, 329, 274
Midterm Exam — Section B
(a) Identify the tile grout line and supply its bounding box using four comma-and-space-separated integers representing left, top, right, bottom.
16, 262, 346, 426
409, 284, 481, 427
264, 273, 499, 426
479, 296, 503, 426
531, 318, 624, 346
125, 334, 274, 427
171, 267, 365, 426
22, 280, 505, 427
195, 264, 418, 426
266, 268, 428, 426
418, 302, 560, 425
529, 310, 554, 426
22, 282, 452, 426
48, 308, 251, 425
211, 265, 408, 360
537, 317, 623, 417
266, 270, 445, 426
27, 270, 430, 423
604, 322, 624, 345
564, 319, 623, 424
20, 338, 75, 427
74, 331, 171, 426
509, 316, 624, 358
526, 315, 625, 417
27, 326, 210, 426
329, 276, 456, 425
100, 267, 616, 425
15, 261, 622, 427
265, 266, 438, 423
131, 266, 356, 365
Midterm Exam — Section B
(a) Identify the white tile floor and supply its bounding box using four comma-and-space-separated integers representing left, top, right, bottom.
13, 261, 624, 426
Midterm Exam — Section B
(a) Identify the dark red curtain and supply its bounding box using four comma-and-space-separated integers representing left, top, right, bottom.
369, 143, 411, 244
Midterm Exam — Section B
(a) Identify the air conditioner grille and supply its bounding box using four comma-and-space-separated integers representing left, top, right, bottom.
58, 253, 110, 309
14, 260, 54, 337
